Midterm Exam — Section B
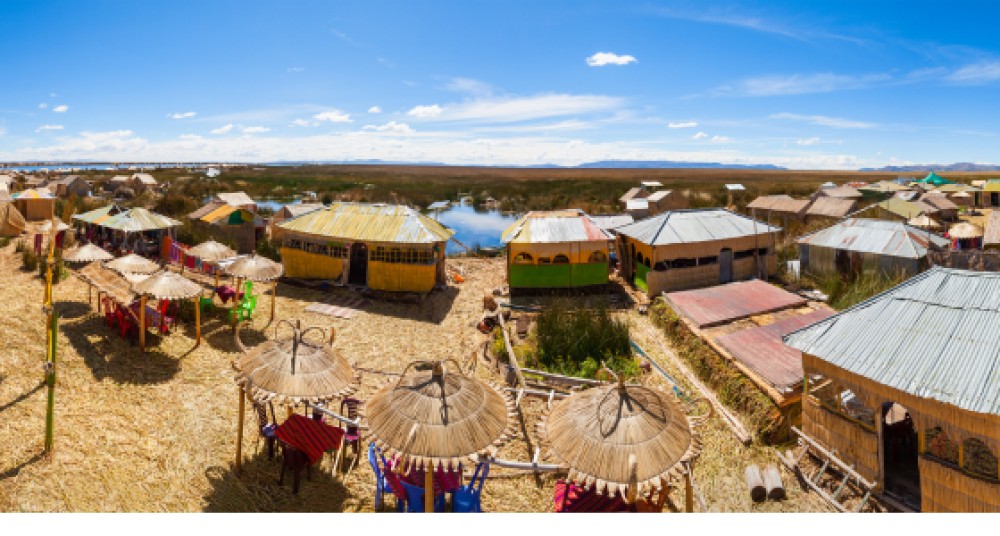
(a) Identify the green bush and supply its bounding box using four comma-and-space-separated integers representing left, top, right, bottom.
0, 237, 10, 248
255, 235, 281, 261
37, 247, 65, 284
22, 246, 38, 272
534, 300, 636, 379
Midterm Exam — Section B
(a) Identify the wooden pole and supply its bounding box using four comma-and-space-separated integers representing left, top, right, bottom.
235, 387, 245, 472
425, 464, 435, 513
44, 310, 58, 454
139, 295, 147, 352
270, 280, 277, 324
194, 296, 201, 345
685, 466, 695, 512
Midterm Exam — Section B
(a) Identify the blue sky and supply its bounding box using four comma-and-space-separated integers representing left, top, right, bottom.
2, 0, 1000, 169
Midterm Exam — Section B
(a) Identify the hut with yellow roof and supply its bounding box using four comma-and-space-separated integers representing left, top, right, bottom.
501, 209, 612, 291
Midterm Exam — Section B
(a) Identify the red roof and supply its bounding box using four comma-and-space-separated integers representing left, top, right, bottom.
664, 280, 807, 328
714, 309, 835, 392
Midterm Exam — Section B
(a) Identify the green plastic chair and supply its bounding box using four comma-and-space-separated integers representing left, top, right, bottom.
199, 296, 214, 312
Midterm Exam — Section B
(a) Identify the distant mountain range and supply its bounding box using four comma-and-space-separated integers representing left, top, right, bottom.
573, 160, 786, 170
863, 162, 1000, 172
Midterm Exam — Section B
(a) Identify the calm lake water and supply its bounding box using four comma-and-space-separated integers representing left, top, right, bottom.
435, 202, 520, 254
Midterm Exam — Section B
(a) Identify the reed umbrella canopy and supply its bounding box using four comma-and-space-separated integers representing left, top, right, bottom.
104, 253, 159, 275
63, 243, 114, 264
232, 319, 358, 406
131, 270, 203, 300
187, 240, 236, 263
907, 214, 942, 230
366, 359, 517, 472
538, 369, 703, 502
224, 254, 283, 282
949, 222, 984, 239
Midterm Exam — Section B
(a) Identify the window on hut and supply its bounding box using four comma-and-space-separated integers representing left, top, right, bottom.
553, 254, 570, 264
807, 373, 840, 410
925, 427, 959, 465
513, 252, 533, 264
538, 257, 551, 265
839, 389, 875, 428
962, 438, 998, 480
588, 251, 607, 263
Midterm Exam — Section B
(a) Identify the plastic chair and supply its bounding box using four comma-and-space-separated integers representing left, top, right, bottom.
368, 443, 404, 512
333, 398, 362, 473
157, 300, 175, 334
452, 462, 489, 512
401, 480, 446, 513
199, 296, 214, 312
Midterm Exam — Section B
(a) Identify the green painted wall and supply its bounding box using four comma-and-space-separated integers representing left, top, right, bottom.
509, 262, 608, 288
634, 263, 650, 292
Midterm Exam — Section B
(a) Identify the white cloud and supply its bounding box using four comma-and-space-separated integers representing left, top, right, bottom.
668, 121, 698, 129
241, 126, 271, 134
313, 110, 352, 123
210, 123, 234, 135
445, 77, 492, 96
796, 137, 821, 146
408, 104, 444, 118
49, 92, 57, 97
368, 106, 382, 114
692, 131, 708, 140
38, 103, 48, 110
362, 121, 413, 133
169, 111, 197, 119
947, 61, 1000, 84
586, 52, 638, 67
711, 135, 733, 143
52, 104, 69, 113
770, 112, 876, 129
287, 67, 305, 73
179, 134, 203, 141
715, 72, 890, 97
35, 124, 64, 133
290, 119, 314, 127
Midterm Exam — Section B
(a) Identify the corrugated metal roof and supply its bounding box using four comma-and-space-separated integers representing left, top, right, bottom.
806, 197, 856, 218
427, 201, 450, 210
784, 267, 1000, 415
281, 203, 324, 218
984, 181, 1000, 192
746, 195, 810, 214
214, 192, 255, 207
615, 208, 780, 246
715, 308, 836, 392
626, 198, 649, 210
82, 206, 180, 232
797, 218, 949, 259
276, 202, 453, 244
860, 181, 909, 193
200, 204, 249, 224
818, 186, 863, 199
188, 201, 225, 220
646, 190, 674, 202
589, 214, 634, 232
920, 194, 959, 211
878, 197, 928, 219
73, 204, 123, 224
501, 209, 610, 244
664, 280, 808, 328
13, 188, 55, 200
619, 187, 643, 203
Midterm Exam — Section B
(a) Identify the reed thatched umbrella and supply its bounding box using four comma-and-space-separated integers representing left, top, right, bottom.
63, 244, 114, 264
224, 254, 284, 325
184, 240, 236, 282
907, 214, 942, 231
231, 319, 359, 471
366, 359, 517, 511
131, 270, 204, 351
537, 370, 705, 509
949, 221, 984, 239
104, 253, 159, 275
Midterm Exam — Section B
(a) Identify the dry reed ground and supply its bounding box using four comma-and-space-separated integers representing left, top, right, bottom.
0, 245, 828, 512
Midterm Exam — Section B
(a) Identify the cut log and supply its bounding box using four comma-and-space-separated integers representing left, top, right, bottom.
744, 464, 766, 502
763, 465, 785, 500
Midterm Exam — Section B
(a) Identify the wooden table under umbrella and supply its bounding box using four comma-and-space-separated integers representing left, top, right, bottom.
537, 369, 706, 511
223, 254, 284, 325
365, 359, 518, 512
184, 240, 236, 285
231, 319, 359, 471
63, 245, 116, 306
130, 270, 205, 352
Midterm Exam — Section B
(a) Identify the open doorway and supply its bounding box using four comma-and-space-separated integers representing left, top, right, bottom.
881, 402, 921, 510
349, 242, 368, 286
719, 248, 733, 283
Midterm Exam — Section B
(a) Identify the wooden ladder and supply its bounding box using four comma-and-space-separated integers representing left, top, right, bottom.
776, 426, 876, 513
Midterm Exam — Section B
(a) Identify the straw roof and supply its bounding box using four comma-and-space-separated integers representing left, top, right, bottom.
132, 270, 203, 300
63, 244, 114, 263
907, 214, 943, 230
104, 253, 160, 275
365, 360, 517, 471
537, 377, 703, 502
76, 262, 135, 304
224, 254, 283, 282
232, 320, 359, 406
186, 240, 237, 262
948, 222, 984, 239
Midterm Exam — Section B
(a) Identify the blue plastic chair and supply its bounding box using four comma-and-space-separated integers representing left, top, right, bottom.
452, 462, 489, 512
402, 480, 446, 513
367, 443, 403, 512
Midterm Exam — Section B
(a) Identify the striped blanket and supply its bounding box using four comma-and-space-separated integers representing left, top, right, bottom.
553, 480, 632, 513
274, 414, 344, 465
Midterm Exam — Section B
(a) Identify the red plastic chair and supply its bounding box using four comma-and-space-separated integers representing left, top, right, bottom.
157, 300, 175, 334
333, 398, 363, 473
104, 298, 118, 329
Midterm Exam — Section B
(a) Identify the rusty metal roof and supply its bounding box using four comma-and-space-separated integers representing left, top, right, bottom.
806, 197, 856, 218
664, 280, 808, 328
715, 308, 836, 392
276, 201, 453, 244
616, 208, 780, 246
502, 209, 611, 244
797, 218, 949, 259
784, 267, 1000, 415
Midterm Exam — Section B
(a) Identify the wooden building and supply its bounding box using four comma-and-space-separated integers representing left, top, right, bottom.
501, 209, 611, 291
784, 267, 999, 512
614, 208, 780, 296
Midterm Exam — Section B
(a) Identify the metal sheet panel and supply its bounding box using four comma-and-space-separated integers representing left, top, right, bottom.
664, 279, 808, 328
615, 209, 780, 246
715, 308, 836, 391
501, 210, 611, 244
784, 267, 1000, 415
797, 218, 949, 259
277, 202, 453, 244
